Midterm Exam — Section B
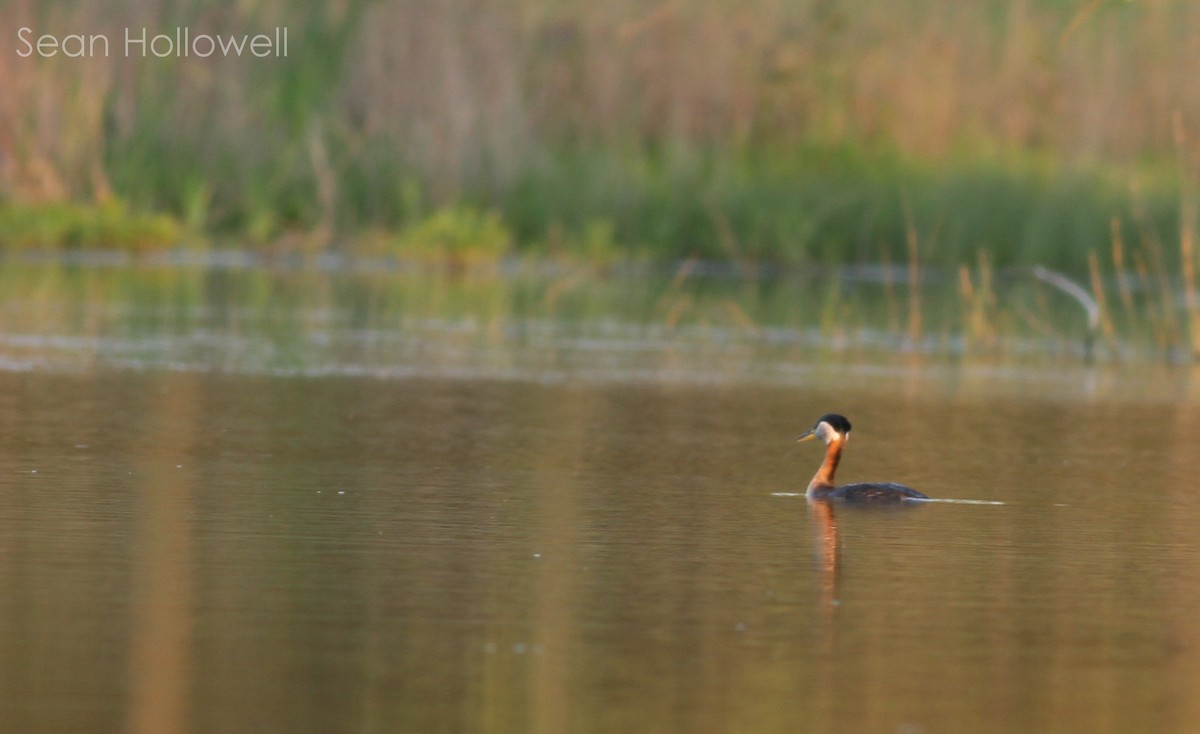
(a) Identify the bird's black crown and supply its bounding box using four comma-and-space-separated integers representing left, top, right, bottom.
816, 413, 852, 434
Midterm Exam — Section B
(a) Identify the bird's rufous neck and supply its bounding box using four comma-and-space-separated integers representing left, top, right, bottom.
808, 437, 844, 492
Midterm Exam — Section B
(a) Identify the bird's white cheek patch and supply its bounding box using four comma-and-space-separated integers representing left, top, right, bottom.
817, 421, 849, 443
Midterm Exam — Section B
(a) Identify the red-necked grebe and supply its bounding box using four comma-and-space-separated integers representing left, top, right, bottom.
797, 413, 928, 502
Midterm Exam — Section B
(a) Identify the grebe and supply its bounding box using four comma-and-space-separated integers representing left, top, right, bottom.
796, 413, 928, 502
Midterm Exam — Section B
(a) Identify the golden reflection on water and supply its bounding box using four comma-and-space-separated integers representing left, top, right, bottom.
127, 376, 197, 734
810, 499, 840, 623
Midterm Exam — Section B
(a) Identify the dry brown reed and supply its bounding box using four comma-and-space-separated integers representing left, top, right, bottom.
0, 0, 117, 203
340, 0, 1200, 199
903, 200, 922, 346
1130, 249, 1170, 352
1087, 249, 1116, 354
1109, 217, 1137, 332
958, 256, 997, 352
658, 256, 698, 328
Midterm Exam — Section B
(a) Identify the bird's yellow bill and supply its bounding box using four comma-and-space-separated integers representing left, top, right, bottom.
796, 430, 816, 443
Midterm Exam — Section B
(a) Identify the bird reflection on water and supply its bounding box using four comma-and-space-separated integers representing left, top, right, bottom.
809, 498, 840, 616
806, 494, 925, 623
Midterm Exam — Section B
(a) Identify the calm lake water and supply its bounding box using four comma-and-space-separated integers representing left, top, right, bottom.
1, 258, 1200, 733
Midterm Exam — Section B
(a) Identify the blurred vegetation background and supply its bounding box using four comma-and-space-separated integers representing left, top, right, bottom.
2, 0, 1199, 272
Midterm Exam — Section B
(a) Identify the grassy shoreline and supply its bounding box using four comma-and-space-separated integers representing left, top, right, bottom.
0, 146, 1188, 275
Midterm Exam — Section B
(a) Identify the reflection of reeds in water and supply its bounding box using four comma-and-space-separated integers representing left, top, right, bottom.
2, 252, 1200, 375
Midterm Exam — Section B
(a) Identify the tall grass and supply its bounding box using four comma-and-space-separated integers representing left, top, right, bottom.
1, 0, 1199, 274
0, 1, 116, 203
